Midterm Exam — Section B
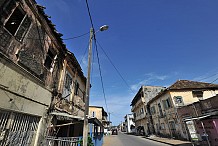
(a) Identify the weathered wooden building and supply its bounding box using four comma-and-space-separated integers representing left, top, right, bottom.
0, 0, 86, 145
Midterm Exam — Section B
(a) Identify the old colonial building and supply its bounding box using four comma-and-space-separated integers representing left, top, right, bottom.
147, 80, 218, 140
0, 0, 86, 145
47, 51, 86, 140
131, 86, 165, 136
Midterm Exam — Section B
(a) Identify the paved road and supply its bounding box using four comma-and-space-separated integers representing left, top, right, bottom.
103, 132, 170, 146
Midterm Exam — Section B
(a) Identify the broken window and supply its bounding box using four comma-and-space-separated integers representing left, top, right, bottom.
64, 73, 72, 91
74, 81, 80, 95
5, 5, 31, 41
174, 96, 184, 106
44, 49, 55, 70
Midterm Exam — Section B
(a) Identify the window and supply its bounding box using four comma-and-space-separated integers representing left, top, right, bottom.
74, 81, 80, 95
192, 90, 203, 98
150, 106, 156, 115
162, 98, 172, 109
174, 96, 184, 106
161, 123, 165, 130
64, 73, 72, 91
158, 103, 163, 117
44, 49, 55, 70
169, 121, 176, 130
92, 111, 95, 117
140, 108, 144, 115
156, 123, 159, 131
5, 6, 31, 41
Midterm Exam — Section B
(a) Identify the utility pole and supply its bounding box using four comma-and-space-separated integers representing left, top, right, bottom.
82, 25, 108, 146
83, 28, 93, 146
108, 112, 111, 127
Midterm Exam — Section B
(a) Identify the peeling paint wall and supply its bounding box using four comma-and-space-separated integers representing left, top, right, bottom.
0, 61, 51, 116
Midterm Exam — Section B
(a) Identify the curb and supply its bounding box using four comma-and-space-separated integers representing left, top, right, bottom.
145, 137, 175, 146
145, 137, 192, 146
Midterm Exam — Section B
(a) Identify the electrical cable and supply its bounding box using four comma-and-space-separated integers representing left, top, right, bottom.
96, 40, 135, 94
93, 38, 109, 113
19, 31, 89, 41
85, 0, 95, 31
84, 0, 110, 113
197, 72, 218, 82
62, 32, 90, 40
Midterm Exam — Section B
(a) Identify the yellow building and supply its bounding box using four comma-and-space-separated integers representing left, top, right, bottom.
89, 106, 109, 129
147, 80, 218, 140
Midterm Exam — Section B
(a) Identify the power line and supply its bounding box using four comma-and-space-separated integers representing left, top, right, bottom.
62, 32, 89, 40
96, 40, 135, 94
211, 77, 218, 84
94, 39, 109, 113
18, 31, 89, 42
197, 72, 218, 82
85, 0, 95, 30
84, 0, 109, 113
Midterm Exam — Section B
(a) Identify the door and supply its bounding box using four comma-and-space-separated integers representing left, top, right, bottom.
0, 109, 40, 146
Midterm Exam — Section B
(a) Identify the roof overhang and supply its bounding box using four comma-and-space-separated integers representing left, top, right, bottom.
88, 117, 103, 127
50, 111, 84, 121
183, 114, 212, 122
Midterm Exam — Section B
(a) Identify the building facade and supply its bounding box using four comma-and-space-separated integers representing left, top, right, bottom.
46, 51, 86, 139
89, 106, 109, 129
131, 86, 165, 136
124, 114, 135, 133
177, 95, 218, 146
147, 80, 218, 140
0, 0, 87, 145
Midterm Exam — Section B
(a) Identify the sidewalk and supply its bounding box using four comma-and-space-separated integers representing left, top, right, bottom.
145, 135, 193, 146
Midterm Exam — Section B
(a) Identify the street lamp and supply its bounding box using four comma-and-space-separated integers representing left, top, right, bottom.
83, 25, 109, 146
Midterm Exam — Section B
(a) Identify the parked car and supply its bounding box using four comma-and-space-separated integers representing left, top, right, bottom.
112, 129, 118, 135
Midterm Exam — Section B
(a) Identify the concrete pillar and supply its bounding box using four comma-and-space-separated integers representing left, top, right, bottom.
34, 112, 49, 146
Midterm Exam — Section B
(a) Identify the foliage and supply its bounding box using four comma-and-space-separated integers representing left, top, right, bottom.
79, 136, 94, 146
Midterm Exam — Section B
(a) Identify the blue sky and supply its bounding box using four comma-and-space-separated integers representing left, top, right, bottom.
36, 0, 218, 125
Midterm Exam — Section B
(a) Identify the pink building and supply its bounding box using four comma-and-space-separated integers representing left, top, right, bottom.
177, 95, 218, 146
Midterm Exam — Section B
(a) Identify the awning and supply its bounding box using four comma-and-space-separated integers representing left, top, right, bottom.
88, 117, 103, 127
183, 114, 212, 121
50, 112, 103, 127
50, 111, 84, 121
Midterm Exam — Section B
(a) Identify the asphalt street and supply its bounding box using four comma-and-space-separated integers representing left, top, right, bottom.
103, 132, 170, 146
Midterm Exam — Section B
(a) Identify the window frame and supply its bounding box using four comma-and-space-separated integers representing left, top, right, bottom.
64, 72, 73, 91
174, 96, 184, 106
4, 5, 31, 42
44, 49, 56, 71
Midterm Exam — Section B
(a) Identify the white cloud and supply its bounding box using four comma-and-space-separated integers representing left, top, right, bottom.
130, 73, 168, 92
